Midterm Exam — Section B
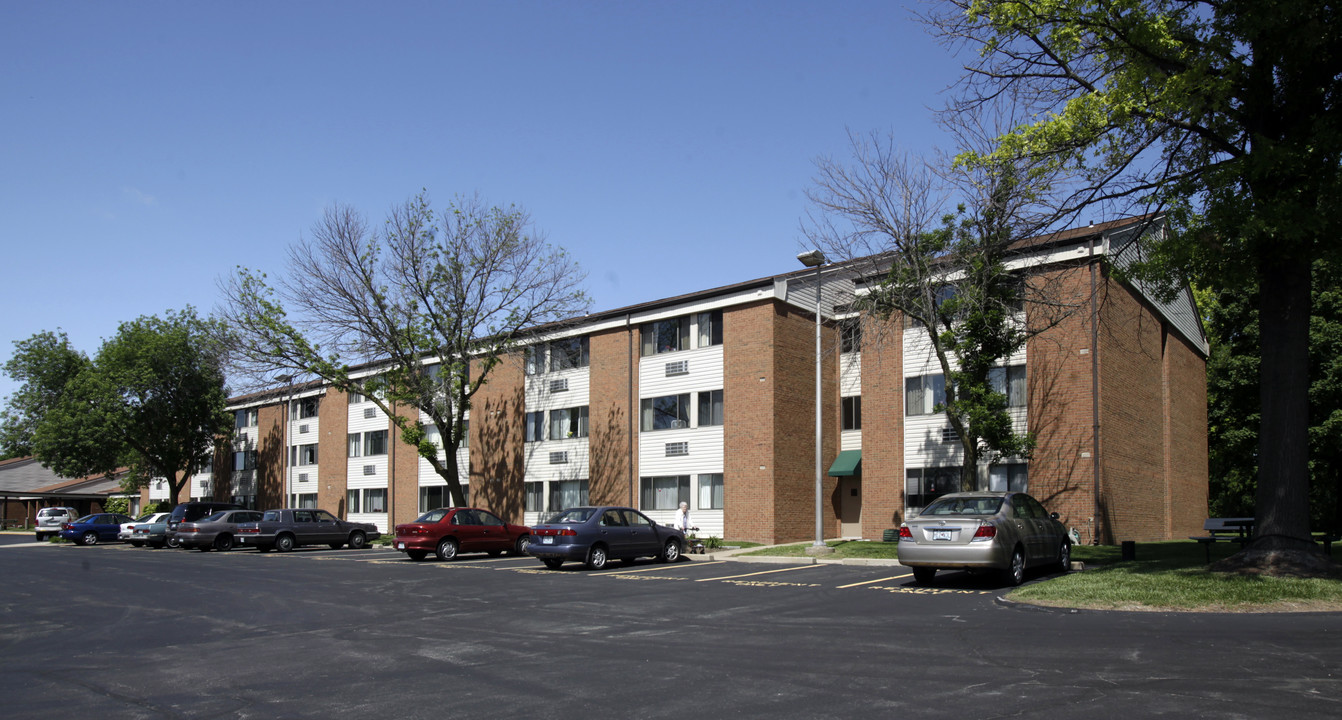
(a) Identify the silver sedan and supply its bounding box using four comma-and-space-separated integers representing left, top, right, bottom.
898, 491, 1070, 586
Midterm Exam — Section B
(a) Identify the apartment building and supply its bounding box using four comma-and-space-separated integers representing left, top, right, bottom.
169, 216, 1207, 545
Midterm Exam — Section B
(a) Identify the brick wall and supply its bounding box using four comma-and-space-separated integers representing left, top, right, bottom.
1164, 328, 1209, 536
469, 354, 526, 523
859, 314, 905, 537
590, 325, 636, 506
1025, 263, 1101, 542
255, 403, 286, 509
317, 387, 350, 517
724, 300, 838, 544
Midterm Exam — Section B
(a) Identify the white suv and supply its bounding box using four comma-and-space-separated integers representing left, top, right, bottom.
35, 507, 78, 541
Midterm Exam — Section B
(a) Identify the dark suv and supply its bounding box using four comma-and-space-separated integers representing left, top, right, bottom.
166, 501, 243, 548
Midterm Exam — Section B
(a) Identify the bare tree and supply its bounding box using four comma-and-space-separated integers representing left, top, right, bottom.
803, 129, 1085, 492
218, 193, 589, 507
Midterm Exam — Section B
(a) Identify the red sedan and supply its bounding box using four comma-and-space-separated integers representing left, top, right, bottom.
394, 507, 531, 561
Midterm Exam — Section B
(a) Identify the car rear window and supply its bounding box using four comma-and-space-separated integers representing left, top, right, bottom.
554, 508, 595, 523
202, 511, 228, 522
921, 497, 1004, 516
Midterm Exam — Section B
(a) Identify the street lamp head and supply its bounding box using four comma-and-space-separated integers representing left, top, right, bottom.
796, 249, 827, 268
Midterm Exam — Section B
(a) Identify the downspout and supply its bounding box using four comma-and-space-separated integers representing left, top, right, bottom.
1088, 230, 1102, 544
628, 314, 635, 506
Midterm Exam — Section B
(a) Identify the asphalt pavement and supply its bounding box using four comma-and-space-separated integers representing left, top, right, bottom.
1, 534, 1339, 719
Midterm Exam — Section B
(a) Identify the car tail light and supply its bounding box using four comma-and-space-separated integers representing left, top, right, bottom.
238, 527, 259, 534
898, 526, 912, 540
972, 523, 997, 541
61, 523, 71, 530
558, 528, 577, 536
182, 527, 199, 533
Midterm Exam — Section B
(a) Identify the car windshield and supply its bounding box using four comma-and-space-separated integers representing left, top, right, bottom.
415, 509, 449, 523
554, 508, 595, 524
920, 497, 1003, 516
202, 511, 229, 522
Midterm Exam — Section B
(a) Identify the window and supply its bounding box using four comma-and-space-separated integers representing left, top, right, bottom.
549, 336, 589, 371
347, 433, 362, 458
905, 374, 946, 416
548, 479, 589, 512
665, 442, 689, 457
233, 450, 256, 471
548, 406, 589, 440
524, 345, 545, 376
989, 365, 1027, 407
906, 466, 962, 515
696, 310, 723, 348
346, 489, 360, 514
697, 390, 724, 427
549, 451, 569, 464
363, 488, 388, 513
699, 473, 724, 509
234, 408, 258, 429
292, 397, 320, 419
348, 391, 364, 404
525, 482, 544, 512
842, 396, 862, 430
290, 443, 318, 467
641, 317, 689, 355
419, 485, 449, 512
841, 318, 862, 353
365, 430, 388, 456
460, 420, 469, 449
524, 411, 545, 443
989, 464, 1029, 493
640, 475, 690, 510
296, 494, 318, 509
641, 394, 691, 431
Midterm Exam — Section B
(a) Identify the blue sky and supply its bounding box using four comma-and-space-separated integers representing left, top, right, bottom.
1, 0, 965, 401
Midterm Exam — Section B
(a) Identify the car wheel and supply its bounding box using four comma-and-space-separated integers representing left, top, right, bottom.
659, 539, 681, 563
406, 550, 427, 561
274, 534, 295, 552
542, 558, 563, 570
166, 535, 181, 549
82, 531, 98, 546
1007, 547, 1026, 586
586, 544, 609, 570
348, 531, 367, 550
912, 567, 936, 585
1057, 540, 1071, 574
435, 537, 458, 561
214, 534, 234, 552
514, 535, 531, 556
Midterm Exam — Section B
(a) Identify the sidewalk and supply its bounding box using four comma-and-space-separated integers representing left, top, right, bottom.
685, 542, 904, 567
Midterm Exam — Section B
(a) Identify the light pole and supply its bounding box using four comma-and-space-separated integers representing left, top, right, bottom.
796, 250, 832, 554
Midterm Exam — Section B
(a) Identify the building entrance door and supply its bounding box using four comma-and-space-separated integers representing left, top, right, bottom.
839, 477, 862, 537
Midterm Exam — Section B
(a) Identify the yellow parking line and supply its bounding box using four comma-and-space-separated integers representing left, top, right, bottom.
597, 561, 724, 574
836, 573, 911, 589
696, 564, 824, 582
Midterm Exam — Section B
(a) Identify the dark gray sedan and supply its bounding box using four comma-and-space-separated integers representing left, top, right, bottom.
526, 506, 686, 570
177, 510, 265, 552
897, 491, 1071, 586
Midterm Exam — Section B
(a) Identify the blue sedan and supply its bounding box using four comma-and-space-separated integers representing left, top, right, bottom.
59, 513, 135, 546
526, 506, 686, 570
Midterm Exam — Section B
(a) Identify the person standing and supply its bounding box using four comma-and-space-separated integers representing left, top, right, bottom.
673, 501, 693, 533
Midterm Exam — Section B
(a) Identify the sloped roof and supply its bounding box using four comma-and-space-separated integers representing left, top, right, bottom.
0, 457, 126, 498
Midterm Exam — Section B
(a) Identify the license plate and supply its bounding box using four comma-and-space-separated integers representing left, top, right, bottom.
397, 543, 405, 550
541, 536, 554, 544
237, 537, 246, 543
932, 530, 953, 541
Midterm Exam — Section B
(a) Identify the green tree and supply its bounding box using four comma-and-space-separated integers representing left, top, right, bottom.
2, 309, 233, 507
219, 193, 589, 508
0, 331, 89, 459
1203, 261, 1342, 535
804, 133, 1076, 491
938, 0, 1342, 563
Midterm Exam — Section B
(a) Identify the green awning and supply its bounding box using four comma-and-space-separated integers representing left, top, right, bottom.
827, 450, 862, 477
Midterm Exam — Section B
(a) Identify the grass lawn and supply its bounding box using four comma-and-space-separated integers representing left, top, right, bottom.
740, 538, 1342, 612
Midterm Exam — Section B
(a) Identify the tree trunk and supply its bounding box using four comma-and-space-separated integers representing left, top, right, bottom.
1252, 251, 1316, 552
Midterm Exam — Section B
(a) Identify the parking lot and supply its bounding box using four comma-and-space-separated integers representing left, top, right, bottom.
4, 536, 1342, 719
